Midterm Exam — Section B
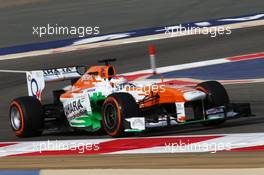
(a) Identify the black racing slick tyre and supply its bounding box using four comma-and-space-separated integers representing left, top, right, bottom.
196, 81, 230, 108
9, 96, 44, 138
196, 81, 229, 126
102, 93, 140, 137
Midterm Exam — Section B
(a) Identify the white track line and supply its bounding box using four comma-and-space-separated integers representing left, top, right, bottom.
123, 58, 230, 75
110, 133, 264, 154
123, 52, 264, 75
0, 20, 263, 61
0, 138, 115, 157
1, 133, 264, 157
0, 58, 229, 75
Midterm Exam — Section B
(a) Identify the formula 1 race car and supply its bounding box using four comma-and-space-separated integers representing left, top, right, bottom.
9, 59, 251, 138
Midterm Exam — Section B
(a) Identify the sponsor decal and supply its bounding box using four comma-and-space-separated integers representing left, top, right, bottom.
64, 99, 84, 117
44, 67, 74, 76
176, 102, 186, 122
27, 73, 42, 99
30, 78, 41, 99
87, 88, 96, 92
63, 95, 92, 122
206, 106, 225, 115
26, 71, 45, 100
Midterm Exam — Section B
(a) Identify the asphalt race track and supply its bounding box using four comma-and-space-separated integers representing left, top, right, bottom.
0, 25, 263, 141
0, 0, 264, 47
0, 1, 264, 172
0, 0, 263, 143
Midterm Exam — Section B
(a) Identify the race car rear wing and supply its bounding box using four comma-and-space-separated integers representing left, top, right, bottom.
26, 66, 88, 100
42, 66, 85, 82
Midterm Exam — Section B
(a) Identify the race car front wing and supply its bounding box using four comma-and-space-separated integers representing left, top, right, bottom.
123, 103, 252, 132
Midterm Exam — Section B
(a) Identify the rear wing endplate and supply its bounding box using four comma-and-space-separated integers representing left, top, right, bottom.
26, 66, 87, 100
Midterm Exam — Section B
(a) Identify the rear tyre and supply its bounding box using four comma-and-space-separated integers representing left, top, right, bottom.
196, 81, 229, 126
102, 93, 140, 137
9, 96, 44, 138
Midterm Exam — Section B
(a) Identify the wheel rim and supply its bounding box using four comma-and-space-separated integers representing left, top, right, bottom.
104, 103, 118, 130
10, 106, 21, 131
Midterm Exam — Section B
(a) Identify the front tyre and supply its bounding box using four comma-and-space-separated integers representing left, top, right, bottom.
196, 81, 229, 107
102, 93, 140, 137
9, 96, 44, 138
196, 81, 229, 126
